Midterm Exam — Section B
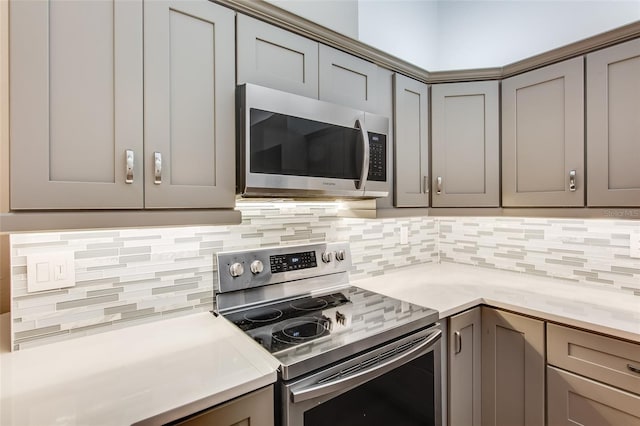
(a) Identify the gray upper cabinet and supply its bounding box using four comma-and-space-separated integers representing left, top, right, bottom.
144, 0, 235, 209
431, 81, 500, 207
587, 38, 640, 207
9, 0, 235, 212
318, 44, 379, 111
481, 307, 545, 426
449, 307, 482, 426
393, 74, 429, 207
502, 57, 584, 207
236, 14, 318, 99
10, 0, 144, 209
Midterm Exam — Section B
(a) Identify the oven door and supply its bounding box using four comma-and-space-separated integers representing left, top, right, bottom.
281, 325, 442, 426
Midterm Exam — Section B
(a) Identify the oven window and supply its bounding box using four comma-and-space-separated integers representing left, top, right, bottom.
304, 352, 435, 426
249, 109, 362, 180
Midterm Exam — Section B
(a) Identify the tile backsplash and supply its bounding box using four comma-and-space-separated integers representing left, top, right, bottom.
9, 207, 640, 351
9, 203, 437, 350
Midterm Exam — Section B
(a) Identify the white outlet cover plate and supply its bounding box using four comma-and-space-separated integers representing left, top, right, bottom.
630, 230, 640, 259
27, 252, 76, 293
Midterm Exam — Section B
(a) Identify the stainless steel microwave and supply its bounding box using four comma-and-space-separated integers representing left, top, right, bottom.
237, 84, 389, 199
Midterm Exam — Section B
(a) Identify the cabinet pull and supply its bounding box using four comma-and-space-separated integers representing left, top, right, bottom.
628, 364, 640, 374
454, 331, 462, 354
436, 176, 443, 195
423, 176, 429, 194
154, 152, 162, 185
569, 170, 576, 192
125, 150, 134, 184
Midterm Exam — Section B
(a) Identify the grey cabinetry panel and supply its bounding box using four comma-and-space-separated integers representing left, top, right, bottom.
481, 307, 545, 426
502, 57, 584, 207
547, 367, 640, 426
144, 0, 235, 208
237, 14, 318, 99
176, 386, 274, 426
431, 81, 499, 207
448, 307, 482, 426
10, 0, 144, 209
393, 74, 429, 207
319, 44, 378, 111
587, 38, 640, 207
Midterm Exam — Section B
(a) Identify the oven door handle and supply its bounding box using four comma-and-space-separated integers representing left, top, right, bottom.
290, 329, 441, 403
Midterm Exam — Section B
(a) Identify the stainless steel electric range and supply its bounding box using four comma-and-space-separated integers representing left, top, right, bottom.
215, 242, 441, 426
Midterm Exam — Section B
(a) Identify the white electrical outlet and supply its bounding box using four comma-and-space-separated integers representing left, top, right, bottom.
630, 231, 640, 259
27, 252, 76, 293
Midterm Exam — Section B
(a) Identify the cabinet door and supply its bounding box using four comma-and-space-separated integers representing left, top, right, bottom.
587, 38, 640, 207
176, 386, 274, 426
502, 57, 584, 207
449, 307, 482, 426
481, 307, 545, 426
9, 0, 143, 209
547, 367, 640, 426
393, 74, 429, 207
237, 14, 318, 99
432, 81, 499, 207
144, 0, 235, 208
319, 44, 379, 111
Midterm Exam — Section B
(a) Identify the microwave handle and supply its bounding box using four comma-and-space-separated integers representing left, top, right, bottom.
355, 119, 370, 191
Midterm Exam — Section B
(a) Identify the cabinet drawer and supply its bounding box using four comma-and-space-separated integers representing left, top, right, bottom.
547, 323, 640, 395
547, 366, 640, 426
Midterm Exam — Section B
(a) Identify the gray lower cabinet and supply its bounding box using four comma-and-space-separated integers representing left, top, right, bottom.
481, 307, 545, 426
448, 307, 482, 426
175, 386, 274, 426
547, 367, 640, 425
547, 323, 640, 425
318, 44, 379, 111
587, 38, 640, 207
431, 81, 500, 207
9, 0, 144, 209
236, 14, 319, 99
502, 57, 584, 207
144, 0, 235, 208
9, 0, 235, 211
393, 74, 429, 207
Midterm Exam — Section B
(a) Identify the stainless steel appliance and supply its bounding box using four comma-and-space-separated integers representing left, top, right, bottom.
216, 242, 441, 426
236, 84, 389, 199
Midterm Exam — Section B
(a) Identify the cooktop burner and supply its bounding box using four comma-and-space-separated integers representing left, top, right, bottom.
224, 292, 350, 332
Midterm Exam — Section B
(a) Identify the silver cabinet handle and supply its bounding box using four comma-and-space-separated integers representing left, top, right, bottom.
628, 364, 640, 374
569, 170, 576, 192
423, 176, 429, 194
154, 152, 162, 185
436, 176, 443, 195
125, 150, 134, 184
454, 330, 462, 354
355, 119, 369, 191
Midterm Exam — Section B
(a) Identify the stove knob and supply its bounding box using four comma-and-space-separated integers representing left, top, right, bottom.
335, 250, 346, 262
229, 262, 244, 277
321, 251, 334, 263
250, 260, 264, 274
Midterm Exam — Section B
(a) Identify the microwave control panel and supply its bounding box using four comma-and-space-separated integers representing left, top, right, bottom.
368, 133, 387, 182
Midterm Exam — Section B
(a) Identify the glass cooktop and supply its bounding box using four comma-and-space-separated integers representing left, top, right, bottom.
221, 285, 439, 380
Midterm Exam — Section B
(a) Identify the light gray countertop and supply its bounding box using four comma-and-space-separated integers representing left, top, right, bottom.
1, 262, 638, 426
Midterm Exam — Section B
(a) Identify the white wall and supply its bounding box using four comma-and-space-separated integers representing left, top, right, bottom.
265, 0, 359, 39
358, 0, 439, 70
434, 0, 640, 70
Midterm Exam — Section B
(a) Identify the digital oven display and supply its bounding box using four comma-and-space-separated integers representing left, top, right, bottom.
270, 251, 317, 273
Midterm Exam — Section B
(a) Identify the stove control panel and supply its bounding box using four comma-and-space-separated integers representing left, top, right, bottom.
216, 242, 351, 294
270, 251, 317, 273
